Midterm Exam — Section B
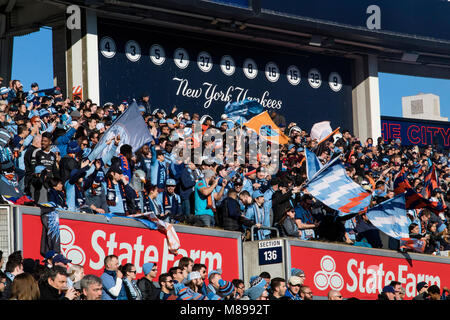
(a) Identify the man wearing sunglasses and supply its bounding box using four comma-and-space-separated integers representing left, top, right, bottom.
158, 273, 176, 300
413, 281, 429, 300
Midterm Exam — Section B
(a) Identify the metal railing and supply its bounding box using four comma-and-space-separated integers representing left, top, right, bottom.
250, 225, 280, 241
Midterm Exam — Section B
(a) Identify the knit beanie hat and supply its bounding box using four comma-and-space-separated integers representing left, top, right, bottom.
218, 279, 235, 297
244, 277, 267, 300
175, 283, 205, 301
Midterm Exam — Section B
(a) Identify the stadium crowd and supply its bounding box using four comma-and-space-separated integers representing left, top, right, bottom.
0, 249, 449, 300
0, 79, 450, 300
0, 80, 449, 252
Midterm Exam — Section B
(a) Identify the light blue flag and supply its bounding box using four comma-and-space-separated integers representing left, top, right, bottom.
365, 194, 409, 239
306, 157, 372, 214
88, 100, 153, 161
305, 148, 323, 181
224, 99, 264, 125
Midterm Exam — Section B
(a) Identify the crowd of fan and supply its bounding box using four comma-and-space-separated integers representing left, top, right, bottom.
0, 79, 449, 256
1, 250, 448, 300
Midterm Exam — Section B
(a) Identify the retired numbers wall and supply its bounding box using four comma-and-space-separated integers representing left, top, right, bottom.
97, 19, 354, 131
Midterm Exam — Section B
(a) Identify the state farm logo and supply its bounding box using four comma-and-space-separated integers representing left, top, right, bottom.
314, 255, 344, 291
60, 225, 86, 266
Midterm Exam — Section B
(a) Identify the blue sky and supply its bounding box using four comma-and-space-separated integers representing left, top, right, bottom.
11, 28, 450, 119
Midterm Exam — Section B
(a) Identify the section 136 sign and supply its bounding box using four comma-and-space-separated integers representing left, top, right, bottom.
97, 19, 353, 132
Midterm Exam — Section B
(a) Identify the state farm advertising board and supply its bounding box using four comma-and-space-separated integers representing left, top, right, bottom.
290, 245, 450, 300
21, 214, 241, 279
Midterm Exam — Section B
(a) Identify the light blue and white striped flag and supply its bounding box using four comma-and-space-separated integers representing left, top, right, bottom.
306, 156, 372, 214
365, 193, 409, 239
305, 148, 323, 181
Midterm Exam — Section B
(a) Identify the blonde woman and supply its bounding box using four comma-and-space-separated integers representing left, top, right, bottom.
10, 273, 40, 300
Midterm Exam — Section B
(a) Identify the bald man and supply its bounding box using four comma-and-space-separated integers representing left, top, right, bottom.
328, 290, 343, 300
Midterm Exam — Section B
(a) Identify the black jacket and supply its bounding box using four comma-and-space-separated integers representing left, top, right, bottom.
39, 281, 69, 300
272, 190, 295, 225
137, 277, 160, 300
59, 155, 80, 183
220, 197, 254, 231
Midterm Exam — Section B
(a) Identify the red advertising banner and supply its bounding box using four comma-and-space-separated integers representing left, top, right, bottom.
21, 214, 241, 280
290, 245, 450, 300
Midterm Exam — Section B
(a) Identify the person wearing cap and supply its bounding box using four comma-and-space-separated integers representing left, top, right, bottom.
52, 253, 72, 269
378, 285, 395, 300
59, 141, 82, 183
0, 87, 9, 101
150, 143, 168, 190
242, 166, 257, 195
105, 160, 140, 216
185, 271, 204, 295
244, 190, 271, 240
65, 164, 89, 212
244, 277, 268, 300
84, 159, 108, 214
137, 262, 160, 300
204, 269, 228, 300
156, 178, 182, 222
42, 250, 57, 268
284, 276, 302, 300
138, 93, 152, 114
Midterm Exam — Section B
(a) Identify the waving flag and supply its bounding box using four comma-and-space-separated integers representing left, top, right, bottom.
244, 111, 289, 145
399, 238, 427, 253
39, 203, 61, 257
365, 194, 409, 239
310, 121, 340, 157
88, 100, 153, 161
305, 157, 372, 214
422, 164, 439, 198
310, 121, 333, 142
224, 99, 264, 125
393, 167, 412, 195
305, 148, 324, 181
2, 195, 34, 205
405, 188, 446, 214
101, 211, 181, 254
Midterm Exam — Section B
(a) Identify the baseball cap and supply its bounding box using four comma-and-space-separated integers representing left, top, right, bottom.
187, 271, 201, 281
416, 281, 428, 292
382, 286, 395, 293
109, 165, 123, 175
52, 254, 71, 265
252, 190, 264, 199
288, 276, 302, 286
43, 250, 56, 261
166, 179, 176, 186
